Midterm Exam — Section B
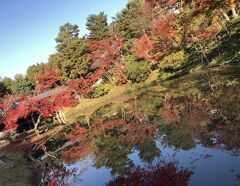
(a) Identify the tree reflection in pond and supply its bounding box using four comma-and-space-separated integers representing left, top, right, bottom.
44, 158, 77, 186
135, 139, 160, 164
93, 134, 134, 175
63, 118, 159, 175
158, 123, 240, 156
38, 65, 240, 185
40, 116, 240, 185
106, 162, 193, 186
158, 124, 198, 151
89, 119, 159, 175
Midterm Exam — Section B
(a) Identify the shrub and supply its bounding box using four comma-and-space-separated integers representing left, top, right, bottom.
125, 55, 151, 83
90, 84, 109, 98
159, 50, 189, 80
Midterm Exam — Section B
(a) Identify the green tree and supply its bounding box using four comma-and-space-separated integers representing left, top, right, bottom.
0, 81, 6, 98
53, 23, 90, 81
158, 124, 196, 151
86, 11, 109, 40
159, 50, 189, 80
0, 77, 13, 94
55, 23, 79, 53
112, 0, 150, 39
10, 74, 35, 94
136, 140, 160, 164
93, 135, 134, 175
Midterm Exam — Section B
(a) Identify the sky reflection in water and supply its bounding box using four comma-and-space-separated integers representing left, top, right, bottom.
53, 128, 240, 186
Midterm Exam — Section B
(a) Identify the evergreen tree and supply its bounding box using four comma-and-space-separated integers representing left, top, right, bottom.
112, 0, 149, 39
0, 77, 13, 94
86, 11, 109, 40
53, 23, 90, 81
55, 23, 79, 53
10, 74, 35, 94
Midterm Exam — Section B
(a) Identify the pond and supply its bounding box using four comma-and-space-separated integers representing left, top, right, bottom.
41, 122, 240, 186
1, 65, 240, 186
42, 83, 240, 186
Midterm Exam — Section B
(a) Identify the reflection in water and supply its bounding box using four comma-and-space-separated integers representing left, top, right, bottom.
93, 134, 134, 175
39, 67, 240, 185
135, 139, 160, 164
40, 116, 240, 186
44, 160, 77, 186
0, 66, 240, 186
158, 124, 197, 150
106, 162, 193, 186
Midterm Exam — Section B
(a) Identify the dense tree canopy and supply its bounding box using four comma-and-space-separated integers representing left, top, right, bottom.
0, 82, 6, 98
86, 11, 109, 40
112, 0, 147, 39
55, 23, 80, 53
26, 63, 49, 81
52, 23, 90, 81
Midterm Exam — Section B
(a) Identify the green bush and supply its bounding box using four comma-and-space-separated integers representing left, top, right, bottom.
160, 50, 189, 71
159, 72, 175, 81
159, 50, 189, 80
91, 84, 109, 98
125, 55, 151, 83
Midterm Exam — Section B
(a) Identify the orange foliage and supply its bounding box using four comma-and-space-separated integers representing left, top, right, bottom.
151, 14, 177, 57
135, 32, 154, 62
159, 102, 181, 124
63, 143, 93, 164
66, 124, 87, 141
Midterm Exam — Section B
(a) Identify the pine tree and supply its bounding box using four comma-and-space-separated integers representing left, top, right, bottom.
53, 23, 90, 81
86, 11, 109, 40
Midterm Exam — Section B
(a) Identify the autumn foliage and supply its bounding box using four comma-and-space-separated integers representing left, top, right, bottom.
65, 124, 86, 141
89, 34, 123, 69
1, 95, 30, 130
1, 90, 75, 130
44, 163, 77, 186
0, 0, 239, 134
67, 69, 104, 96
34, 68, 59, 93
160, 102, 181, 124
135, 32, 154, 62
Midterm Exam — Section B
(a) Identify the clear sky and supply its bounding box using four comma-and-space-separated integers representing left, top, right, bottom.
0, 0, 128, 79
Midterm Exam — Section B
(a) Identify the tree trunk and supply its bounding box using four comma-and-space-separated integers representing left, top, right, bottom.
32, 114, 42, 136
58, 111, 66, 124
86, 116, 91, 129
220, 9, 231, 21
230, 0, 238, 18
56, 112, 62, 124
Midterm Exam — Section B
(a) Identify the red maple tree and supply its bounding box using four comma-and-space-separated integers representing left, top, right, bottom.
34, 68, 59, 94
67, 69, 104, 96
89, 34, 123, 69
1, 90, 75, 131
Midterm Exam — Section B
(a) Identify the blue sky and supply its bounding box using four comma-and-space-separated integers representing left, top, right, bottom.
0, 0, 128, 78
